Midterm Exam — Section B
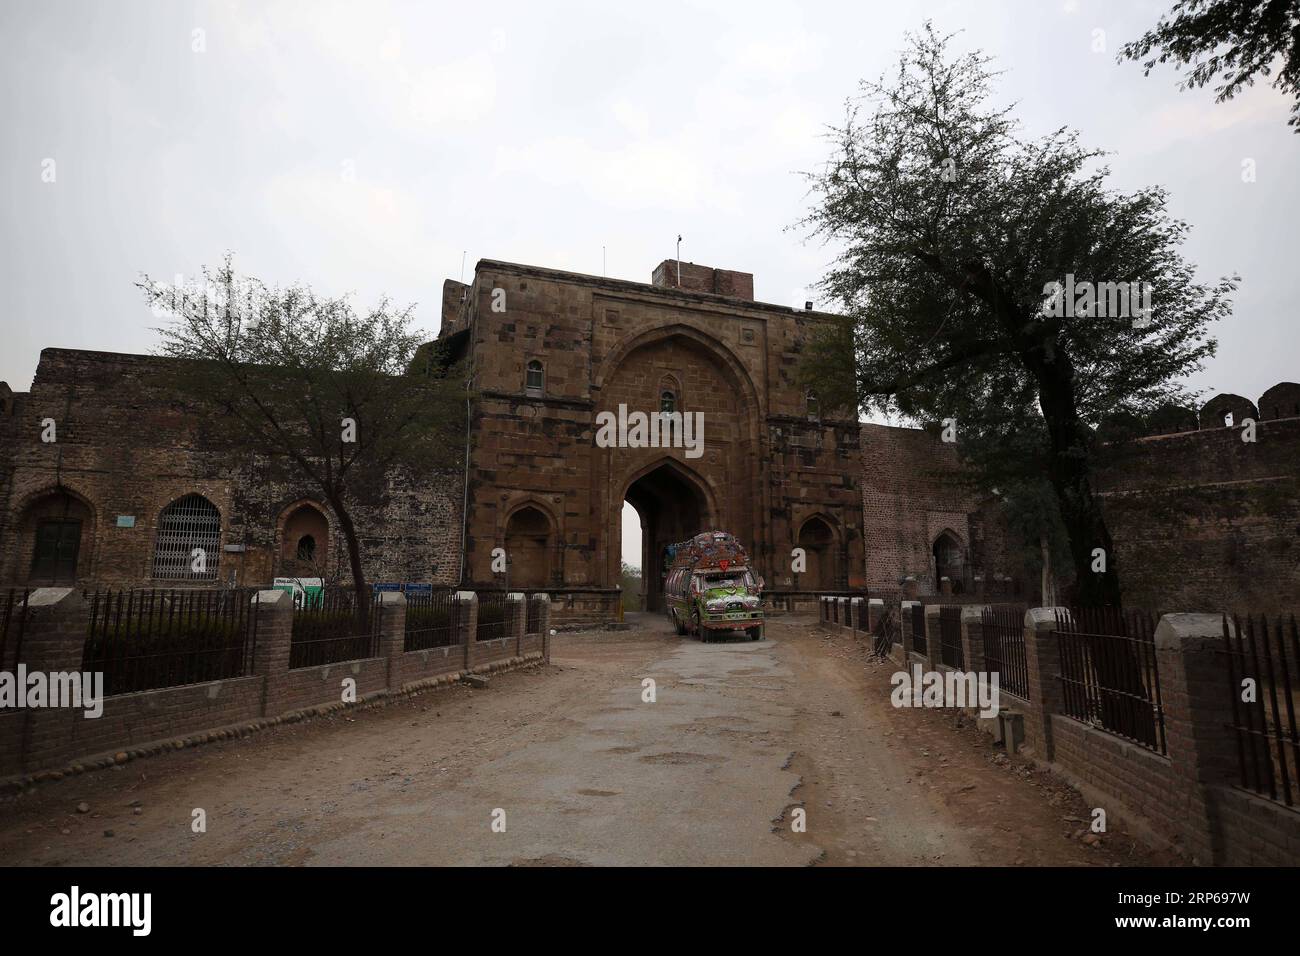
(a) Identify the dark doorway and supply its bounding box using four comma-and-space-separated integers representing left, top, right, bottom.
933, 532, 965, 592
624, 463, 710, 612
31, 518, 82, 583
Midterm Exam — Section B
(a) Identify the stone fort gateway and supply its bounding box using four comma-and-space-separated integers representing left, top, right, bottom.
1, 256, 1297, 620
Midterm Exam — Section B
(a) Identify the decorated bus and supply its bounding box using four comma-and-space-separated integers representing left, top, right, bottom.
664, 531, 764, 642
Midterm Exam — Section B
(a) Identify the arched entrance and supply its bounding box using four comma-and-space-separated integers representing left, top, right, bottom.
624, 461, 712, 612
20, 488, 94, 586
504, 504, 555, 588
796, 515, 836, 590
933, 531, 965, 592
278, 502, 330, 577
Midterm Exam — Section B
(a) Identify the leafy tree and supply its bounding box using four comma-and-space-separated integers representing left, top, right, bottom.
620, 561, 643, 612
1121, 0, 1300, 131
797, 23, 1234, 605
139, 255, 466, 622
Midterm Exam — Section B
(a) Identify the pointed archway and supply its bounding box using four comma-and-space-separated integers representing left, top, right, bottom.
622, 459, 714, 612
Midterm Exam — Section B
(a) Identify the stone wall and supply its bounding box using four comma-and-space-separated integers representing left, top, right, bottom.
0, 349, 463, 590
1096, 409, 1300, 615
455, 258, 866, 611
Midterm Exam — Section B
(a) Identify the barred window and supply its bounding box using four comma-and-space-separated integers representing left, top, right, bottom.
153, 494, 221, 580
525, 360, 544, 396
660, 389, 676, 414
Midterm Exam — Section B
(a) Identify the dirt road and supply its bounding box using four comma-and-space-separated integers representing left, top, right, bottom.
0, 613, 1174, 866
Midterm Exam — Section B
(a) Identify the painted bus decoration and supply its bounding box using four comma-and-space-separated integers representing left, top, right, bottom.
664, 531, 764, 642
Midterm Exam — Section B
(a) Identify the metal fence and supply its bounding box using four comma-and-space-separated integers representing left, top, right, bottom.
476, 591, 509, 642
525, 596, 542, 636
1054, 607, 1166, 754
290, 587, 381, 668
1222, 613, 1300, 807
910, 602, 927, 656
1, 588, 31, 671
938, 605, 965, 669
404, 588, 458, 651
982, 605, 1031, 700
83, 588, 259, 696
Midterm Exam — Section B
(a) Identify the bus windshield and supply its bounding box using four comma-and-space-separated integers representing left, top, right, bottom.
700, 571, 753, 590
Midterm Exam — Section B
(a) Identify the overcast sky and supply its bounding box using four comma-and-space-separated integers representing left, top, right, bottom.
2, 0, 1296, 569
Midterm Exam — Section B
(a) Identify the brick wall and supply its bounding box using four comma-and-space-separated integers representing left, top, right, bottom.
834, 597, 1300, 864
0, 349, 463, 591
1096, 415, 1300, 615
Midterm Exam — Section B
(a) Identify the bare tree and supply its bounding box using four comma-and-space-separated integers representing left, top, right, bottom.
139, 255, 465, 625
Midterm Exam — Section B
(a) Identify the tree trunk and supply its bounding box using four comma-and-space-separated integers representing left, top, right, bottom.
1031, 345, 1152, 738
1032, 347, 1122, 607
328, 492, 370, 629
1039, 532, 1055, 607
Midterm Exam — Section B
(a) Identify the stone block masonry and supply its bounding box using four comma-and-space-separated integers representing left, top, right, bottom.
0, 588, 546, 789
0, 348, 463, 592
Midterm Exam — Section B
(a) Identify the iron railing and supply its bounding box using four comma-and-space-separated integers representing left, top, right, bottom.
476, 591, 509, 642
910, 602, 927, 656
1054, 607, 1166, 754
1222, 613, 1300, 807
83, 588, 259, 696
1, 588, 31, 671
404, 588, 458, 651
290, 587, 381, 668
938, 605, 964, 669
982, 605, 1031, 700
525, 596, 542, 635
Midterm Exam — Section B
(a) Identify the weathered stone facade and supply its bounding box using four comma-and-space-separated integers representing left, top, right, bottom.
0, 350, 462, 590
1, 255, 1293, 620
1095, 392, 1300, 615
446, 258, 867, 614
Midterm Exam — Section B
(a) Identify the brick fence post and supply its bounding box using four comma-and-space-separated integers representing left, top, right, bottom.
377, 591, 407, 692
850, 597, 864, 636
867, 598, 884, 633
838, 597, 849, 632
529, 593, 552, 662
961, 605, 992, 675
13, 588, 86, 774
508, 592, 525, 658
1156, 613, 1237, 865
18, 588, 87, 674
900, 600, 919, 663
924, 605, 942, 672
250, 588, 294, 717
1022, 607, 1068, 761
455, 591, 478, 672
902, 576, 918, 601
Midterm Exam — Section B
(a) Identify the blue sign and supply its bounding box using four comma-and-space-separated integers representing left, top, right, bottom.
372, 582, 434, 594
